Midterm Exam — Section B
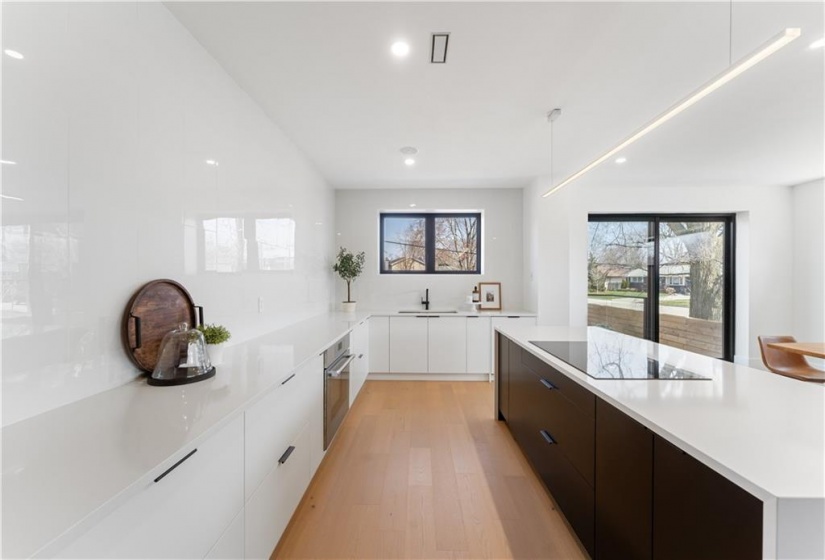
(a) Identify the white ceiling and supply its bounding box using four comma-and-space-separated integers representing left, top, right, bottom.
168, 2, 824, 191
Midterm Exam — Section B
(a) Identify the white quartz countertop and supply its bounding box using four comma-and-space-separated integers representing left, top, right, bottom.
496, 325, 825, 501
368, 309, 536, 316
1, 311, 371, 559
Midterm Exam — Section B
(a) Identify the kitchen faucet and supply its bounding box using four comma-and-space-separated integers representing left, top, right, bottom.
421, 288, 430, 310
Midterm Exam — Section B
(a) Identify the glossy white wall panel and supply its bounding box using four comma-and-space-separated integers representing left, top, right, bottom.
2, 2, 334, 426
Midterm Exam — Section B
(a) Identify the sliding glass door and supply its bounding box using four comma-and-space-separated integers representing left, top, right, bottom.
588, 215, 735, 361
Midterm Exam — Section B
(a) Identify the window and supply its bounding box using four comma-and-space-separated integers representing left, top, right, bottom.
380, 213, 481, 274
588, 214, 735, 361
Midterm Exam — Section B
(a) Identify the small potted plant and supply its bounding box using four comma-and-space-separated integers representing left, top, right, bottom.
333, 247, 365, 313
198, 323, 231, 365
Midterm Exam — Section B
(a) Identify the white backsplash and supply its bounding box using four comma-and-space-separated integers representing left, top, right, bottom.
1, 2, 334, 426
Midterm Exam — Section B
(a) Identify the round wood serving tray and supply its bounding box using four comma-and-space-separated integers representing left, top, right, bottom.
122, 279, 198, 373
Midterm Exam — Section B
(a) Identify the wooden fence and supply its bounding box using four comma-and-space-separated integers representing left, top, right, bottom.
588, 303, 723, 358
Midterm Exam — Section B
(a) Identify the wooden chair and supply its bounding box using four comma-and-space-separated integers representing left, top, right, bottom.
757, 336, 825, 383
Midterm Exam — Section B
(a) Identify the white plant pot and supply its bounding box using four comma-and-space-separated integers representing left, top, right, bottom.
207, 343, 225, 366
341, 301, 357, 313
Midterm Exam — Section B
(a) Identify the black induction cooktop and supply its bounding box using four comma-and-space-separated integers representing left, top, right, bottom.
529, 340, 710, 380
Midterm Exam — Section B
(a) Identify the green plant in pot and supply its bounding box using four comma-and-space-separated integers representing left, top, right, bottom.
333, 247, 365, 313
198, 323, 231, 365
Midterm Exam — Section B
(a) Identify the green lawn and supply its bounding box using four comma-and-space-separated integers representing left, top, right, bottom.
589, 292, 690, 308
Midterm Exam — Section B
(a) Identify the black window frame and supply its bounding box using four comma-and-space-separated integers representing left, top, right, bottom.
379, 212, 482, 275
588, 213, 736, 362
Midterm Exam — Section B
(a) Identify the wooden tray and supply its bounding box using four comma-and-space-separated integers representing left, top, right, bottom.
122, 279, 200, 373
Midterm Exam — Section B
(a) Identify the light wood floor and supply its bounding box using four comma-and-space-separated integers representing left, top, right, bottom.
274, 381, 587, 560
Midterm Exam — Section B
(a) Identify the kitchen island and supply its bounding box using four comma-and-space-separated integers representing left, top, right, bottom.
495, 325, 824, 559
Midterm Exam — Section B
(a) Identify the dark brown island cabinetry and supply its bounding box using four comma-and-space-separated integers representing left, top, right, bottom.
496, 334, 763, 560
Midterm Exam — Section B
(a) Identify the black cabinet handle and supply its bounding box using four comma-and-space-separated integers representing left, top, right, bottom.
280, 373, 296, 385
278, 446, 296, 465
507, 316, 520, 319
154, 449, 197, 483
540, 430, 556, 445
540, 378, 556, 390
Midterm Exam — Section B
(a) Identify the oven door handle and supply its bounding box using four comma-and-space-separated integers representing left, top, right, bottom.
325, 354, 355, 377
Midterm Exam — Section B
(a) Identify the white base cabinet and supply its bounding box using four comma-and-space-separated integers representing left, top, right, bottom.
59, 415, 245, 559
389, 316, 429, 373
350, 319, 369, 405
428, 316, 467, 373
369, 316, 390, 373
374, 315, 535, 376
206, 508, 245, 559
244, 355, 323, 559
245, 422, 311, 559
466, 316, 492, 374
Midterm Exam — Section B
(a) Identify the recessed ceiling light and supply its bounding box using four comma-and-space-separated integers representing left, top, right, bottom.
615, 157, 627, 164
810, 37, 825, 49
4, 49, 24, 60
409, 203, 417, 208
205, 159, 218, 166
404, 158, 416, 166
1, 159, 17, 165
391, 41, 410, 58
400, 146, 418, 155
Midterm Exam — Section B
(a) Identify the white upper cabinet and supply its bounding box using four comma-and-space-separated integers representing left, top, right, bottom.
427, 317, 467, 373
466, 316, 492, 374
389, 316, 428, 373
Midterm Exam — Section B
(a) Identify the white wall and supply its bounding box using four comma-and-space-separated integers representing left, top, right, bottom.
791, 179, 825, 344
523, 178, 804, 368
1, 2, 334, 426
334, 188, 523, 311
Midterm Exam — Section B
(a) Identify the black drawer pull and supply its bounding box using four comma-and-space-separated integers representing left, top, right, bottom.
540, 378, 556, 390
540, 430, 556, 445
154, 449, 197, 483
278, 446, 296, 465
280, 373, 296, 385
507, 316, 520, 319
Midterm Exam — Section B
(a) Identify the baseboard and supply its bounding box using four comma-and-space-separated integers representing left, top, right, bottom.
368, 373, 490, 382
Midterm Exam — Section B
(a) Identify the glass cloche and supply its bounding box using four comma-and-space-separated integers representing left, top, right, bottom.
149, 322, 216, 386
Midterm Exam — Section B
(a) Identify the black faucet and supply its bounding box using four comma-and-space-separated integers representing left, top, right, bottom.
422, 288, 430, 310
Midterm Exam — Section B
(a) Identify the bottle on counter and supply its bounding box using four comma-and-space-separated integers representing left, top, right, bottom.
472, 286, 480, 303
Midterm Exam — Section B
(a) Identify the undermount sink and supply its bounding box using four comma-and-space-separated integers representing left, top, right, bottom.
398, 310, 458, 314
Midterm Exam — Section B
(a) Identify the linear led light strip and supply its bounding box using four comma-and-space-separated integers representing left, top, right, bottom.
543, 27, 801, 198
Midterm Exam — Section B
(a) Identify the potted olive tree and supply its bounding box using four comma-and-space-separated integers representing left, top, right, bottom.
333, 247, 365, 313
198, 323, 231, 365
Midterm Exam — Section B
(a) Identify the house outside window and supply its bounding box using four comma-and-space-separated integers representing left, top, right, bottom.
380, 212, 481, 274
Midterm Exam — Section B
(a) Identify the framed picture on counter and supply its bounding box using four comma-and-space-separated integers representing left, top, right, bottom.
478, 282, 502, 310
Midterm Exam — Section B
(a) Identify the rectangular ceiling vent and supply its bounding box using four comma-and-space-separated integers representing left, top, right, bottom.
431, 33, 450, 63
